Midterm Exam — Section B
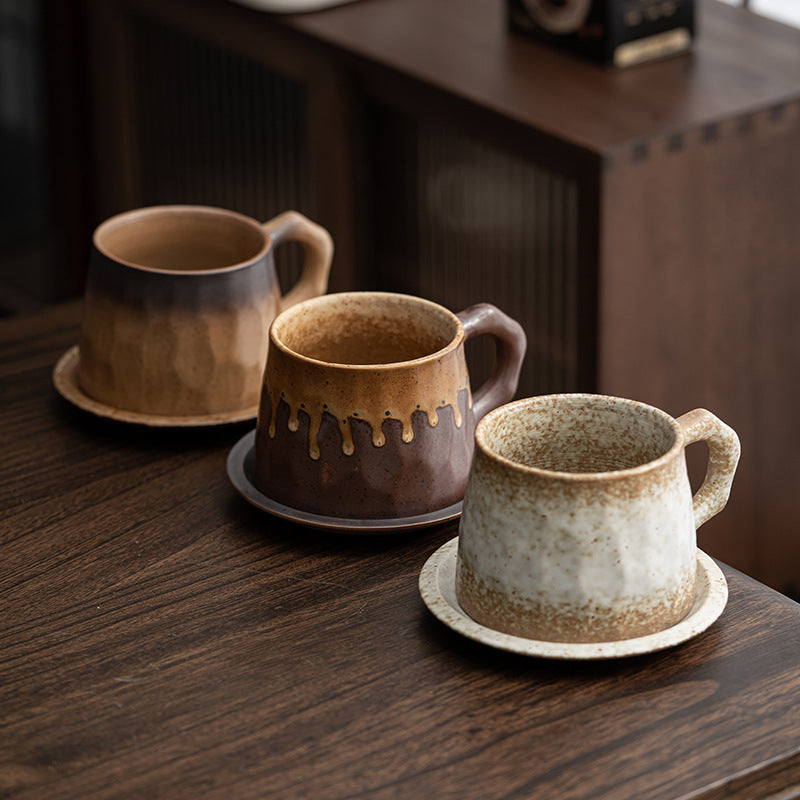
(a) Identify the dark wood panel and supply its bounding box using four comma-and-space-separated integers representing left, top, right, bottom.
365, 103, 584, 399
84, 0, 363, 292
599, 102, 800, 596
1, 303, 800, 800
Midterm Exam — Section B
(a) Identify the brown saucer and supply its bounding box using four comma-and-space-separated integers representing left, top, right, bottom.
227, 430, 463, 533
52, 346, 259, 427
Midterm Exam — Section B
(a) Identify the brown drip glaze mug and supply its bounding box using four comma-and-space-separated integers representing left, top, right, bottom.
253, 292, 527, 519
78, 205, 333, 417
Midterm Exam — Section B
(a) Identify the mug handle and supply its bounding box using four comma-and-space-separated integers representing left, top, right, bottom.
456, 303, 527, 422
676, 409, 741, 529
262, 211, 334, 311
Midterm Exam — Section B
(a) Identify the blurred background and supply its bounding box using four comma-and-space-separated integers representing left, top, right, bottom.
1, 0, 798, 315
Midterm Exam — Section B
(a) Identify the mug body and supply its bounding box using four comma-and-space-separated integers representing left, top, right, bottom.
254, 292, 475, 519
456, 394, 698, 643
78, 206, 280, 416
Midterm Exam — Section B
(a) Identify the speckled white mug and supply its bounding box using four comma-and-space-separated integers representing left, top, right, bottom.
455, 394, 740, 643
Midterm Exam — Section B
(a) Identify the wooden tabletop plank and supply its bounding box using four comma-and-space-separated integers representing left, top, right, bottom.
1, 304, 799, 799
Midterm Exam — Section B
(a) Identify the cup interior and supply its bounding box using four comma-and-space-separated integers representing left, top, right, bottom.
95, 207, 267, 272
272, 292, 461, 366
479, 395, 678, 474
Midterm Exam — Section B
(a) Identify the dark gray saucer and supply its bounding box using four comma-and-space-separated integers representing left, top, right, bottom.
227, 430, 463, 533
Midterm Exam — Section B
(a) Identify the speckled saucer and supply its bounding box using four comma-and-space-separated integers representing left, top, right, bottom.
53, 346, 259, 427
227, 429, 463, 533
419, 537, 728, 660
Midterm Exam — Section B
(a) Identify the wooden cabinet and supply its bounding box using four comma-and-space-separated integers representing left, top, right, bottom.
83, 0, 800, 596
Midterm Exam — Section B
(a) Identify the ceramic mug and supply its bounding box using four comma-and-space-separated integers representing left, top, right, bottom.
253, 291, 527, 520
78, 205, 333, 417
456, 394, 740, 643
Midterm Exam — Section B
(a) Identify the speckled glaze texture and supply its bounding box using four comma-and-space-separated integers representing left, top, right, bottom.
78, 206, 333, 417
253, 292, 526, 519
456, 394, 740, 643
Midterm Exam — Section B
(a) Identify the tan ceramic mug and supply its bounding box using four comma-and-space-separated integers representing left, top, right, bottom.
456, 394, 740, 643
78, 205, 333, 418
253, 292, 527, 520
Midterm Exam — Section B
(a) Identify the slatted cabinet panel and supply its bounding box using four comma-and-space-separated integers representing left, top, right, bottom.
129, 15, 310, 286
366, 104, 583, 398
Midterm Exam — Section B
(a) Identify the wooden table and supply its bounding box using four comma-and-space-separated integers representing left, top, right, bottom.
2, 303, 799, 800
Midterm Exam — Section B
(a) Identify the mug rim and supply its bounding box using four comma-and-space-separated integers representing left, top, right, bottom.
475, 393, 686, 481
269, 291, 466, 371
93, 205, 271, 275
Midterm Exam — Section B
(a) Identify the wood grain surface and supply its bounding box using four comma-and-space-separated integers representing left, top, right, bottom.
1, 303, 799, 799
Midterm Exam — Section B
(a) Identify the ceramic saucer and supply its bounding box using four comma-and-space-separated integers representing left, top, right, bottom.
227, 429, 463, 533
227, 0, 360, 14
228, 0, 354, 14
419, 537, 728, 660
53, 346, 259, 428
